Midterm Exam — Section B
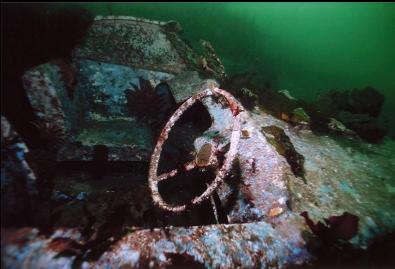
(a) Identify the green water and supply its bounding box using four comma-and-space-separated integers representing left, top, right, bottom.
52, 3, 395, 132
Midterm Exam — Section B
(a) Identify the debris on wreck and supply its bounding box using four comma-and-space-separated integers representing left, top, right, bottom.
336, 111, 387, 143
328, 86, 384, 117
289, 107, 311, 125
222, 74, 386, 144
278, 90, 297, 101
232, 87, 259, 110
254, 89, 312, 127
167, 71, 219, 103
309, 87, 387, 142
280, 108, 311, 127
327, 117, 357, 137
223, 71, 257, 91
162, 20, 183, 33
198, 39, 228, 82
199, 56, 216, 76
255, 87, 302, 122
222, 72, 260, 110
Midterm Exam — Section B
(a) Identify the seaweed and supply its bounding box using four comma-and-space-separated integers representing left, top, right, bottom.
301, 211, 359, 245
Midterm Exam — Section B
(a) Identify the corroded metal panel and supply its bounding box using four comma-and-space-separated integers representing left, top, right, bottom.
1, 217, 310, 269
74, 16, 195, 74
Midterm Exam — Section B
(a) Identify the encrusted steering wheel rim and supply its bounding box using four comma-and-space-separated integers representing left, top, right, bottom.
148, 87, 242, 212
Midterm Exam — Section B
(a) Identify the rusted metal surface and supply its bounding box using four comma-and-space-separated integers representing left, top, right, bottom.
22, 64, 68, 138
157, 83, 293, 223
199, 40, 228, 82
148, 88, 241, 212
167, 71, 219, 103
3, 92, 395, 269
188, 94, 293, 224
1, 215, 310, 269
223, 109, 294, 223
251, 108, 395, 248
21, 16, 227, 162
74, 16, 194, 74
22, 60, 156, 162
5, 12, 395, 269
1, 228, 82, 269
4, 104, 395, 268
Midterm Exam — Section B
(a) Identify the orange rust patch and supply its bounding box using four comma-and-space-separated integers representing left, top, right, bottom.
1, 227, 32, 247
281, 113, 290, 121
46, 238, 75, 252
241, 129, 250, 138
268, 207, 284, 217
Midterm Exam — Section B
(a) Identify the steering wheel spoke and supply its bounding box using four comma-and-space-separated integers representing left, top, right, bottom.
156, 169, 178, 182
156, 160, 197, 182
183, 160, 197, 172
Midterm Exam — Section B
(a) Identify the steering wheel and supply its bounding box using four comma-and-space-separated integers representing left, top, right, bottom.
148, 87, 242, 212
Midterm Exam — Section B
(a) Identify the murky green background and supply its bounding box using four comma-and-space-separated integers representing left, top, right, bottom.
50, 3, 395, 133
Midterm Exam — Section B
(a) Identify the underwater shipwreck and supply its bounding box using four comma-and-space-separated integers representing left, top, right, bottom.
1, 7, 395, 269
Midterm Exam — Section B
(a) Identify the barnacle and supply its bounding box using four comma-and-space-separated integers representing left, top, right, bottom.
30, 120, 67, 147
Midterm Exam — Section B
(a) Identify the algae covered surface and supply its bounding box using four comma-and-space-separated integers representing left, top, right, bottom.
2, 3, 395, 269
